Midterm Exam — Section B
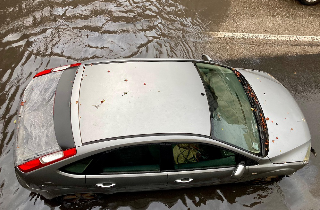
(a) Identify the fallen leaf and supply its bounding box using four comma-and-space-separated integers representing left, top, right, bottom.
108, 70, 110, 72
251, 108, 254, 111
21, 101, 25, 106
76, 101, 78, 104
101, 99, 105, 103
124, 79, 128, 82
266, 117, 269, 120
291, 128, 293, 130
276, 137, 278, 139
144, 83, 146, 85
294, 72, 296, 74
272, 140, 275, 143
271, 121, 273, 123
14, 120, 16, 124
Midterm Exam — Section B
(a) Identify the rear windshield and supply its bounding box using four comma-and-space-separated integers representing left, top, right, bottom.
15, 72, 62, 165
196, 63, 260, 154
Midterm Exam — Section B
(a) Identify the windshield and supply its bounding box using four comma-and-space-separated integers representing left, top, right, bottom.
196, 63, 260, 154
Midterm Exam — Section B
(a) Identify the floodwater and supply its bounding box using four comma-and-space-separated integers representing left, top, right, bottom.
1, 0, 320, 209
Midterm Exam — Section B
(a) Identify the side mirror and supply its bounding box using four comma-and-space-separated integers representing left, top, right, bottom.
202, 54, 213, 61
232, 162, 246, 178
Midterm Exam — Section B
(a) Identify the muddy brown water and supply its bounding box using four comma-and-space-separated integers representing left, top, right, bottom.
1, 0, 320, 209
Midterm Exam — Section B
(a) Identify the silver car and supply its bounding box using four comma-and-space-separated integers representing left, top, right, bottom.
14, 57, 312, 199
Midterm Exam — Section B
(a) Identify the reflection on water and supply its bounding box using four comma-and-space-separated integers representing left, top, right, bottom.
42, 182, 276, 209
1, 0, 320, 209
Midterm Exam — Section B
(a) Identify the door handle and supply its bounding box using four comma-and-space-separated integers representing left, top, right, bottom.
96, 183, 116, 188
175, 178, 193, 183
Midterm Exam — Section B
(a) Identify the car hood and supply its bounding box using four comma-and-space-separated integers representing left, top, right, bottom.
238, 69, 311, 162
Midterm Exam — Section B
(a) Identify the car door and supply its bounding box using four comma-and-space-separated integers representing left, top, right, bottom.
166, 142, 240, 189
84, 144, 168, 193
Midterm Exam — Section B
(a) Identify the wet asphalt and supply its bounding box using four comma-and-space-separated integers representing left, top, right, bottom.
0, 0, 320, 209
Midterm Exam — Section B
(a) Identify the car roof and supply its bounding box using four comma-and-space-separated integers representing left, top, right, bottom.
78, 61, 211, 143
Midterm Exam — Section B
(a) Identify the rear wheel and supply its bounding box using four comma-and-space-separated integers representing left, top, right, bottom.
299, 0, 320, 5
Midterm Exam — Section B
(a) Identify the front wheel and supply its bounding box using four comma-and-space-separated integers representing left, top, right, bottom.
299, 0, 320, 5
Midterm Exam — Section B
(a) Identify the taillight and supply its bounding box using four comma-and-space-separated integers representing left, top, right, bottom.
33, 63, 81, 78
18, 148, 77, 173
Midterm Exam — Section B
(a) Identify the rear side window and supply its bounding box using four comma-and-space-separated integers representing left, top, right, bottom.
172, 143, 236, 170
60, 144, 161, 174
97, 144, 160, 174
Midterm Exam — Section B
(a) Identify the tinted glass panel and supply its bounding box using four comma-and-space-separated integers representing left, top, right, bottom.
196, 63, 260, 154
172, 143, 236, 170
60, 144, 161, 175
60, 156, 94, 174
91, 144, 160, 174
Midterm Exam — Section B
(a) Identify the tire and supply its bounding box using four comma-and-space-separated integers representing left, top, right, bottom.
299, 0, 320, 5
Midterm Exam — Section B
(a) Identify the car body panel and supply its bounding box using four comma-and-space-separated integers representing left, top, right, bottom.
238, 69, 311, 162
79, 61, 211, 143
167, 167, 237, 189
71, 64, 84, 147
85, 172, 168, 193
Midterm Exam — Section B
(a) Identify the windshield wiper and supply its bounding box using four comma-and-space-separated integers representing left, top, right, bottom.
233, 69, 269, 157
